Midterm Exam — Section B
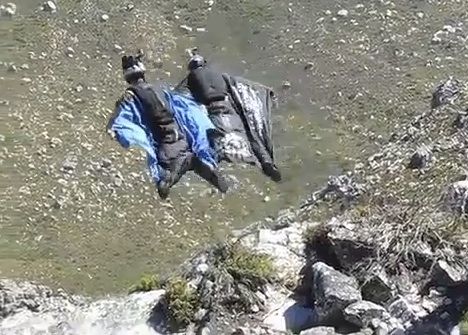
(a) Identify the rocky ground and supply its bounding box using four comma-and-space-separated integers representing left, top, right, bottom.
1, 0, 468, 334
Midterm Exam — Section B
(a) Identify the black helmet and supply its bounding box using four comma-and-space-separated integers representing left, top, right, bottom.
121, 52, 146, 82
187, 54, 206, 71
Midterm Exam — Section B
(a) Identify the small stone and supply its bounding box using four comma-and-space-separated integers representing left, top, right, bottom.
125, 3, 134, 11
196, 27, 206, 32
180, 24, 193, 32
7, 64, 17, 72
49, 137, 62, 148
453, 111, 468, 129
416, 12, 424, 19
114, 44, 123, 53
193, 308, 207, 321
65, 47, 75, 57
21, 78, 32, 83
263, 196, 271, 202
100, 14, 109, 22
408, 145, 433, 170
101, 158, 112, 168
444, 180, 468, 214
112, 174, 123, 187
196, 263, 209, 274
304, 62, 314, 70
42, 1, 57, 13
282, 81, 291, 89
337, 9, 349, 17
20, 63, 29, 70
431, 77, 460, 109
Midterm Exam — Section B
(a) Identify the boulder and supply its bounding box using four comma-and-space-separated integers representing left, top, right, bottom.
430, 260, 468, 286
312, 262, 362, 323
0, 279, 78, 318
325, 220, 374, 269
361, 266, 394, 304
343, 300, 391, 328
249, 222, 317, 281
262, 297, 316, 333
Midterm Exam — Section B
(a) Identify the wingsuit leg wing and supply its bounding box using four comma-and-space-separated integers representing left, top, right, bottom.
222, 74, 282, 182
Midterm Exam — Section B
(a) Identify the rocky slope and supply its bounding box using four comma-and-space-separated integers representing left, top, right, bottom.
1, 81, 468, 334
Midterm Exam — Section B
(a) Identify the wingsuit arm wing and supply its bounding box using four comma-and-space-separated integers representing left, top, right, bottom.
108, 90, 162, 184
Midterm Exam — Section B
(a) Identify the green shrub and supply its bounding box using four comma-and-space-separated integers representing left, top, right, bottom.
128, 274, 161, 293
225, 244, 275, 284
165, 277, 200, 328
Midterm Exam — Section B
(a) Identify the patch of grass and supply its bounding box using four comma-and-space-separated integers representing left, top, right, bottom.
128, 274, 161, 294
165, 277, 200, 328
461, 310, 468, 335
303, 223, 328, 246
225, 244, 275, 285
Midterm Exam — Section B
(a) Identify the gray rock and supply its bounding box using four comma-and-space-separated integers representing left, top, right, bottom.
301, 174, 364, 209
262, 298, 316, 333
453, 111, 468, 129
232, 327, 250, 335
348, 329, 373, 335
42, 1, 57, 13
0, 279, 78, 318
325, 220, 374, 268
300, 327, 337, 335
65, 47, 75, 57
408, 145, 433, 170
7, 64, 17, 72
2, 279, 164, 334
100, 13, 110, 21
430, 260, 468, 286
387, 296, 428, 325
0, 3, 16, 17
344, 300, 391, 328
431, 77, 460, 109
337, 9, 349, 17
443, 180, 468, 215
62, 155, 78, 172
361, 266, 394, 304
312, 262, 362, 323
